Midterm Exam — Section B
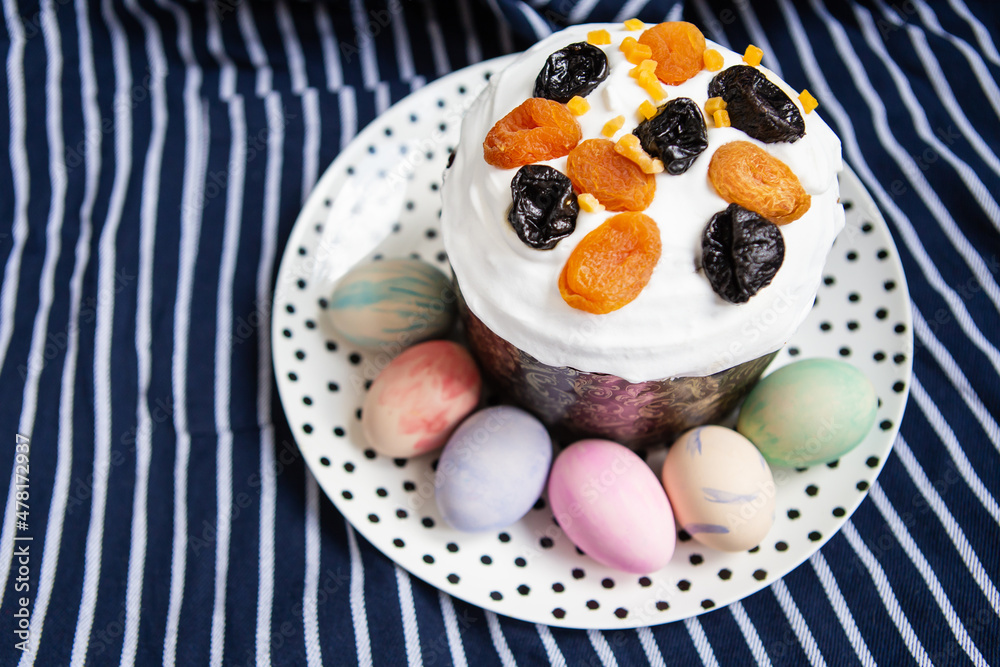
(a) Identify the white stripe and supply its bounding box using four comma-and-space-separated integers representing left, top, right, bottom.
517, 5, 552, 41
769, 580, 827, 667
421, 0, 452, 78
439, 594, 468, 667
535, 624, 567, 667
390, 0, 417, 82
486, 612, 517, 667
910, 0, 1000, 120
568, 0, 601, 23
256, 91, 285, 667
945, 0, 1000, 64
684, 618, 720, 667
455, 0, 483, 65
118, 0, 168, 663
729, 602, 774, 667
636, 626, 666, 667
777, 0, 1000, 377
238, 1, 273, 96
302, 88, 320, 205
303, 478, 323, 667
854, 4, 1000, 233
346, 523, 373, 666
869, 484, 989, 665
838, 523, 932, 665
482, 0, 514, 54
339, 84, 358, 152
205, 1, 237, 100
0, 0, 65, 607
0, 0, 29, 375
395, 566, 423, 667
894, 436, 1000, 616
209, 94, 246, 667
376, 81, 391, 115
807, 551, 877, 667
276, 0, 307, 93
157, 0, 208, 662
350, 0, 380, 89
315, 3, 345, 91
692, 0, 732, 48
910, 375, 1000, 523
813, 0, 1000, 319
14, 0, 99, 657
666, 3, 684, 22
587, 630, 618, 667
912, 310, 1000, 454
735, 2, 783, 77
70, 0, 132, 660
875, 0, 1000, 180
614, 0, 654, 23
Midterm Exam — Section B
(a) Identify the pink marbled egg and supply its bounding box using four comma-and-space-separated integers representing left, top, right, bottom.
548, 439, 675, 574
362, 340, 482, 458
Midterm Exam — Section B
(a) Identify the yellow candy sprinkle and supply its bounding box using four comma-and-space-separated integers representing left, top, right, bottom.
629, 58, 657, 78
743, 44, 763, 67
638, 100, 658, 120
602, 115, 625, 137
620, 36, 639, 57
614, 134, 664, 174
587, 29, 611, 46
705, 96, 727, 114
703, 48, 724, 72
624, 18, 645, 31
799, 89, 819, 113
567, 96, 590, 116
578, 193, 605, 213
713, 108, 731, 128
638, 70, 666, 102
626, 43, 653, 64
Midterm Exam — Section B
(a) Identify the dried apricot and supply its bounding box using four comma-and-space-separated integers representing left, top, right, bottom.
559, 212, 662, 314
708, 141, 810, 225
638, 22, 706, 86
566, 139, 655, 212
483, 98, 582, 169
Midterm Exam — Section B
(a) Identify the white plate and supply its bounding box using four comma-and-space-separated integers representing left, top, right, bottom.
271, 57, 912, 629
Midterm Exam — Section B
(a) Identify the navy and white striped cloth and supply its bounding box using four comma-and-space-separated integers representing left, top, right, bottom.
1, 0, 998, 664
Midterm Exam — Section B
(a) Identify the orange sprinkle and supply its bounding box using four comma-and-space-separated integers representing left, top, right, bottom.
799, 89, 819, 113
629, 58, 657, 78
626, 42, 653, 64
620, 36, 639, 57
703, 48, 724, 71
587, 29, 611, 45
713, 108, 731, 128
623, 18, 645, 31
601, 115, 625, 137
567, 96, 590, 116
614, 134, 665, 174
637, 100, 658, 120
577, 193, 605, 213
705, 96, 727, 115
743, 44, 764, 67
638, 70, 666, 102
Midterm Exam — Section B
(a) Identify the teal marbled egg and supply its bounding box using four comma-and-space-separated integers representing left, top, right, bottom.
737, 358, 878, 468
327, 258, 456, 349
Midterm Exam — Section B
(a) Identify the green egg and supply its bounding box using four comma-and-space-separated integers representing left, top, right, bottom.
737, 358, 878, 467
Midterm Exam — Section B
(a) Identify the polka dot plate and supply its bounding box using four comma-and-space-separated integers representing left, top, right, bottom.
271, 56, 912, 629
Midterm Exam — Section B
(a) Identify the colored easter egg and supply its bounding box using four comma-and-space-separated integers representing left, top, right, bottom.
435, 406, 552, 532
737, 358, 878, 467
662, 426, 776, 552
547, 439, 675, 573
327, 258, 456, 349
361, 340, 481, 458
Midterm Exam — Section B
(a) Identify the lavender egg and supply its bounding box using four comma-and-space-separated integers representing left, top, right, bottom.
327, 258, 456, 349
435, 406, 552, 532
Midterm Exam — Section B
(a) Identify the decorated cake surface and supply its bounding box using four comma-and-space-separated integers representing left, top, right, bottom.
441, 22, 844, 382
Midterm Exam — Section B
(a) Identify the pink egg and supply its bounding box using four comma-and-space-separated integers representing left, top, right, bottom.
548, 439, 675, 573
362, 340, 482, 458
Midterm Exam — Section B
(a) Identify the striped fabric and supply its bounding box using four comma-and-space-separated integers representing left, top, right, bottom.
0, 0, 998, 664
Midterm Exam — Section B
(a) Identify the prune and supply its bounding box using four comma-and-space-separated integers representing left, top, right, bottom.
559, 212, 661, 314
708, 65, 804, 143
508, 165, 579, 250
483, 98, 581, 169
534, 42, 609, 103
632, 97, 708, 175
566, 139, 655, 212
708, 141, 810, 225
638, 22, 706, 86
701, 203, 784, 304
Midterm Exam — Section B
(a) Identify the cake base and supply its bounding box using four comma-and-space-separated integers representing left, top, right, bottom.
462, 304, 777, 448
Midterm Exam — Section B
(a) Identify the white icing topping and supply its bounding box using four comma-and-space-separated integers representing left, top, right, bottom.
442, 24, 844, 381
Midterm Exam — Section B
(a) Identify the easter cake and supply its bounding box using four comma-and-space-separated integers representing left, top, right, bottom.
441, 21, 845, 446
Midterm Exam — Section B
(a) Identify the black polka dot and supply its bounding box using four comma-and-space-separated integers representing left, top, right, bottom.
701, 600, 715, 609
327, 381, 338, 391
393, 538, 404, 547
297, 247, 307, 256
305, 320, 316, 329
827, 459, 840, 468
857, 481, 870, 491
282, 329, 292, 338
572, 568, 585, 579
894, 353, 906, 364
639, 577, 652, 587
753, 569, 767, 581
795, 467, 808, 473
718, 569, 732, 580
356, 409, 363, 420
436, 251, 448, 263
515, 557, 526, 567
446, 543, 458, 553
894, 323, 906, 334
775, 541, 788, 551
318, 297, 328, 309
847, 320, 859, 330
422, 517, 435, 528
677, 529, 692, 542
396, 509, 407, 519
517, 585, 530, 595
295, 350, 306, 360
343, 462, 355, 472
787, 509, 800, 519
586, 600, 599, 610
490, 591, 502, 601
552, 583, 565, 592
552, 608, 565, 619
874, 351, 886, 362
788, 346, 800, 356
403, 481, 415, 491
345, 167, 355, 176
423, 555, 434, 564
748, 546, 760, 553
883, 280, 896, 291
288, 372, 298, 382
848, 292, 860, 302
846, 251, 858, 261
880, 420, 893, 433
364, 449, 376, 460
342, 490, 352, 500
820, 321, 832, 331
614, 608, 628, 619
368, 514, 379, 523
302, 396, 312, 406
425, 228, 437, 239
809, 531, 822, 542
823, 275, 835, 285
481, 555, 492, 565
540, 537, 554, 548
806, 485, 819, 496
349, 352, 362, 365
689, 554, 704, 565
866, 456, 880, 468
677, 580, 691, 591
839, 347, 851, 357
302, 424, 313, 434
656, 601, 669, 611
498, 532, 510, 543
601, 578, 615, 589
334, 427, 346, 437
376, 488, 387, 497
319, 457, 330, 467
833, 507, 846, 517
877, 249, 888, 260
533, 497, 547, 511
861, 221, 872, 232
394, 459, 407, 468
875, 308, 888, 319
447, 574, 459, 584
